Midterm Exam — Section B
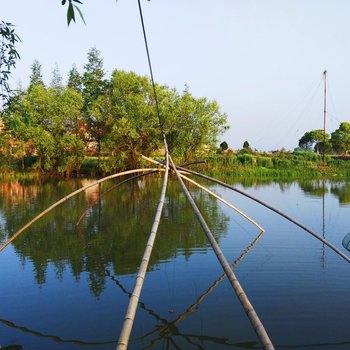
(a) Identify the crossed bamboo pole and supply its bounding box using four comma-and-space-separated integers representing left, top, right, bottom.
142, 155, 264, 233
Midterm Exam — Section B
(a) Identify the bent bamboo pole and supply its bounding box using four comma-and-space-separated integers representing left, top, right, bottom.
116, 155, 170, 350
179, 173, 264, 232
168, 155, 275, 350
151, 157, 350, 265
0, 168, 162, 253
76, 170, 158, 227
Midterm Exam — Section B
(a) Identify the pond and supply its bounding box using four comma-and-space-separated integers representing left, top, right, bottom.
0, 175, 350, 350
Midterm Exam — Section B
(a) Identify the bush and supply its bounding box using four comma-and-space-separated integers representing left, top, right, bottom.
256, 157, 273, 167
237, 154, 255, 166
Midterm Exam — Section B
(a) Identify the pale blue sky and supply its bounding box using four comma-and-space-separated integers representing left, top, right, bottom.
2, 0, 350, 151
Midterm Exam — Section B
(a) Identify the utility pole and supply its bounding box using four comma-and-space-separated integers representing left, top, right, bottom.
323, 70, 327, 165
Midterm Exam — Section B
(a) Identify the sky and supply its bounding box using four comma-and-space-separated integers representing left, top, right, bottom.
2, 0, 350, 151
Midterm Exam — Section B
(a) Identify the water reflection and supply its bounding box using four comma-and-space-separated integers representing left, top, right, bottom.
0, 176, 229, 296
217, 175, 350, 206
2, 176, 350, 293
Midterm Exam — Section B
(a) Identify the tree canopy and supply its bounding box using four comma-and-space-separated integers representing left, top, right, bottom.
331, 122, 350, 154
0, 48, 229, 174
299, 123, 350, 155
298, 129, 329, 153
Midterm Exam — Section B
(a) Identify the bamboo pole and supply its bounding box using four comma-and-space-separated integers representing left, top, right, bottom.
179, 173, 264, 232
141, 155, 190, 175
0, 168, 162, 253
168, 155, 275, 350
116, 155, 170, 350
76, 170, 158, 227
144, 154, 264, 231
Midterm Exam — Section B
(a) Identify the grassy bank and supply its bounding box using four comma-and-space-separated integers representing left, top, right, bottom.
201, 151, 350, 178
2, 151, 350, 179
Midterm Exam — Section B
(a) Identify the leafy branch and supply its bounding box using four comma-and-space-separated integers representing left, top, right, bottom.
61, 0, 86, 26
0, 21, 21, 105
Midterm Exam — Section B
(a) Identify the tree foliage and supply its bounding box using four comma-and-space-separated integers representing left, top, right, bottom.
298, 129, 330, 153
0, 21, 20, 105
330, 122, 350, 154
0, 50, 229, 174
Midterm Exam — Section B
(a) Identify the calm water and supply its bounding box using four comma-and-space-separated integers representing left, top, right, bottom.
1, 175, 350, 350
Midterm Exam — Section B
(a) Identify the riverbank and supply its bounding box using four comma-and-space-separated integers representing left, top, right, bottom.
1, 151, 350, 179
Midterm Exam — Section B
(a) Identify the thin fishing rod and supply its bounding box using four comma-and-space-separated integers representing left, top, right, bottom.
137, 0, 166, 142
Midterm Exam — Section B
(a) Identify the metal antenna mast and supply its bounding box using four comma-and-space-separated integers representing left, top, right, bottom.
323, 70, 327, 164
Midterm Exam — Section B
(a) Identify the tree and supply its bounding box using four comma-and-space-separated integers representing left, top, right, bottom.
67, 64, 82, 93
220, 141, 228, 151
50, 63, 63, 90
3, 82, 84, 173
240, 140, 252, 154
103, 70, 160, 170
331, 122, 350, 154
0, 21, 20, 105
163, 88, 228, 161
298, 129, 329, 153
82, 47, 106, 108
29, 59, 44, 89
82, 48, 109, 165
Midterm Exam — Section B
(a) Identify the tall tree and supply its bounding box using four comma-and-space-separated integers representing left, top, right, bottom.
82, 47, 106, 109
50, 63, 63, 90
82, 47, 108, 165
67, 64, 82, 93
29, 59, 44, 89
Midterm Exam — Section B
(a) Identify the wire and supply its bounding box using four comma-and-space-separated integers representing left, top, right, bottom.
137, 0, 165, 137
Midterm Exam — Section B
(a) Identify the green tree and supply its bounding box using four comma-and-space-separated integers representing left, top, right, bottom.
220, 141, 229, 151
82, 47, 106, 109
330, 122, 350, 154
0, 21, 21, 105
240, 140, 253, 154
163, 89, 228, 161
82, 48, 109, 165
67, 64, 82, 93
29, 59, 44, 89
50, 63, 63, 90
103, 70, 160, 170
3, 82, 84, 173
298, 129, 330, 153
